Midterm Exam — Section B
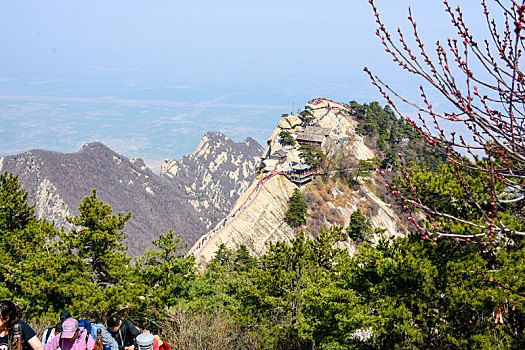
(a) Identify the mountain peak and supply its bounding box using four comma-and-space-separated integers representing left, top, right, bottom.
79, 142, 114, 154
244, 137, 259, 148
190, 98, 405, 265
203, 131, 230, 140
160, 131, 263, 229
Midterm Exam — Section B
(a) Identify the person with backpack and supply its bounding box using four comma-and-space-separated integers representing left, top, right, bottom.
41, 323, 62, 345
90, 324, 118, 350
58, 312, 91, 337
44, 318, 94, 350
0, 301, 44, 350
140, 326, 169, 350
41, 326, 55, 345
106, 316, 139, 350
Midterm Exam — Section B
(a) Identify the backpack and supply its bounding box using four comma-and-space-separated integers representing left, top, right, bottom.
91, 324, 110, 350
90, 324, 104, 340
42, 327, 54, 345
159, 340, 171, 350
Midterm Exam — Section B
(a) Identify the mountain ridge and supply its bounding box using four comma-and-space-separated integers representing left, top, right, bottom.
190, 99, 407, 265
0, 133, 262, 255
161, 132, 263, 229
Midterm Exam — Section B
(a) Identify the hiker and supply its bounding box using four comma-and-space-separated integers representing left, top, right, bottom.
141, 326, 169, 350
43, 310, 91, 346
135, 334, 156, 350
41, 322, 62, 345
58, 312, 91, 336
106, 316, 139, 350
44, 318, 94, 350
0, 301, 45, 350
90, 323, 118, 350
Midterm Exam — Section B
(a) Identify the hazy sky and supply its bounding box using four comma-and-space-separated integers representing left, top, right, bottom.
0, 0, 487, 172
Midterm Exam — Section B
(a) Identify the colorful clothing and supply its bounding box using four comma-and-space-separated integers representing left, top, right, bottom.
0, 321, 37, 350
44, 328, 94, 350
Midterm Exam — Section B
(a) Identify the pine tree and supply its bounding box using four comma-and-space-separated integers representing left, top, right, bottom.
0, 172, 69, 318
66, 189, 131, 286
236, 234, 312, 348
299, 145, 326, 167
234, 228, 348, 348
140, 230, 195, 306
279, 130, 296, 146
64, 189, 139, 319
0, 172, 34, 235
284, 189, 309, 228
346, 209, 372, 242
233, 245, 257, 272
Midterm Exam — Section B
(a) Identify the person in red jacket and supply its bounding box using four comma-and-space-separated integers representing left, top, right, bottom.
141, 325, 169, 350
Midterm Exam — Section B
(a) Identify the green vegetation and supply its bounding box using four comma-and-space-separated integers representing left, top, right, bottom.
140, 230, 195, 306
0, 172, 67, 318
357, 158, 380, 174
279, 130, 296, 146
64, 189, 139, 320
284, 188, 309, 228
346, 209, 372, 242
299, 145, 326, 167
298, 109, 314, 123
350, 100, 446, 171
352, 100, 396, 138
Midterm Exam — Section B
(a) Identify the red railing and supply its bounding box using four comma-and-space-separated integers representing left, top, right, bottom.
189, 99, 344, 256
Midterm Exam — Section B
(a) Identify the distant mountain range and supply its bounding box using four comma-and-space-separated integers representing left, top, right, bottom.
0, 133, 262, 255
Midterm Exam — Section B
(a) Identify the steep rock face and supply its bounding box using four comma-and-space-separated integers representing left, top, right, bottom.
190, 100, 406, 264
303, 177, 406, 247
190, 175, 297, 264
161, 132, 262, 228
0, 142, 205, 255
0, 134, 262, 256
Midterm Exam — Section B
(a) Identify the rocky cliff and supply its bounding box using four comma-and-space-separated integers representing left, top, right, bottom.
190, 99, 407, 265
161, 132, 262, 229
190, 173, 297, 263
0, 133, 262, 255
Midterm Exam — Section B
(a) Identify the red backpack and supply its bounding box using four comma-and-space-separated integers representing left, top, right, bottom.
159, 340, 171, 350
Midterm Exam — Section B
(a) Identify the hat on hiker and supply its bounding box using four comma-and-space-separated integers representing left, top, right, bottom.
136, 334, 154, 350
60, 310, 72, 321
61, 318, 79, 339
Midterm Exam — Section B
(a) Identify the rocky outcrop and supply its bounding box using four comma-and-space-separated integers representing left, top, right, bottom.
278, 115, 302, 129
160, 132, 262, 228
190, 99, 406, 265
191, 175, 297, 265
0, 134, 262, 256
